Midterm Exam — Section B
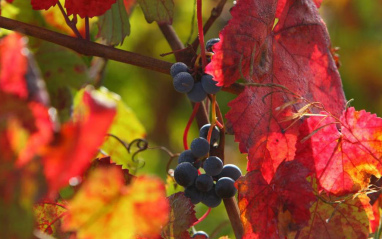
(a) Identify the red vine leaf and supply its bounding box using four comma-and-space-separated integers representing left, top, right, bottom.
210, 0, 346, 181
0, 33, 28, 99
31, 0, 58, 10
297, 107, 382, 196
62, 167, 169, 239
296, 194, 370, 239
65, 0, 117, 18
162, 192, 197, 239
236, 160, 316, 238
42, 88, 116, 197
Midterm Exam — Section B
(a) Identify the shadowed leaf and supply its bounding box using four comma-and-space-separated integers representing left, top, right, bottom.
162, 192, 197, 239
137, 0, 174, 24
97, 0, 131, 46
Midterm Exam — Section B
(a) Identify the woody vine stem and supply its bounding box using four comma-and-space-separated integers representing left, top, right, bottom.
0, 0, 244, 236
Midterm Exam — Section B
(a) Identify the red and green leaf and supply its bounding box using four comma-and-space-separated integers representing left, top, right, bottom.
31, 0, 58, 10
34, 202, 67, 236
236, 161, 316, 238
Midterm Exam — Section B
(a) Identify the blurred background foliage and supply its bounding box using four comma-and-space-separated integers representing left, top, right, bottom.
1, 0, 381, 238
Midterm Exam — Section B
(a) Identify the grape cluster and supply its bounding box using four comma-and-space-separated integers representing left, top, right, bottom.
174, 124, 242, 208
170, 38, 222, 102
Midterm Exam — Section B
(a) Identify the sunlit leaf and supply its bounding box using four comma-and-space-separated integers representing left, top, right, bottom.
62, 167, 169, 239
298, 107, 382, 196
207, 0, 346, 182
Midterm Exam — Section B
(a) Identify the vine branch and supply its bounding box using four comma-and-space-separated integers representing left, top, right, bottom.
0, 16, 172, 74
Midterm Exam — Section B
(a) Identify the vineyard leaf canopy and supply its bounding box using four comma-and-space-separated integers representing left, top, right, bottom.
62, 167, 169, 239
297, 107, 382, 196
236, 161, 316, 238
208, 0, 346, 182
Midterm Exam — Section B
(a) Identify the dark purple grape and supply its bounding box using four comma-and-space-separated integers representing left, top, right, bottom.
205, 38, 220, 52
170, 62, 188, 77
215, 177, 237, 198
201, 74, 221, 94
173, 72, 194, 93
202, 186, 222, 208
216, 164, 242, 181
177, 150, 201, 169
199, 124, 220, 145
192, 231, 209, 238
203, 156, 223, 176
195, 174, 214, 192
185, 186, 202, 204
190, 137, 210, 158
174, 162, 198, 187
187, 82, 207, 102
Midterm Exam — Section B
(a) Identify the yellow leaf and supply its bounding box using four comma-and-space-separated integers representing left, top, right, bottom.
62, 167, 169, 239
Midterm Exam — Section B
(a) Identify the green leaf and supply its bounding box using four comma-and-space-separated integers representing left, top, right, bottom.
137, 0, 174, 24
35, 42, 90, 90
97, 0, 131, 46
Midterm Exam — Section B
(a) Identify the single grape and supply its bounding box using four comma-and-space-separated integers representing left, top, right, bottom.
215, 177, 237, 198
205, 38, 220, 52
202, 186, 222, 208
199, 124, 220, 145
216, 164, 242, 181
170, 62, 188, 77
190, 137, 210, 158
192, 231, 209, 238
195, 174, 214, 192
173, 72, 194, 93
174, 162, 198, 187
187, 82, 207, 102
203, 156, 223, 176
201, 74, 221, 94
185, 186, 202, 204
178, 150, 198, 166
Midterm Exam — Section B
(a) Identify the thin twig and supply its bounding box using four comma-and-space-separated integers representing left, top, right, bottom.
85, 17, 90, 41
57, 2, 82, 39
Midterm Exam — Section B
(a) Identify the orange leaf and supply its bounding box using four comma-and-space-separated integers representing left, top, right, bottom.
62, 167, 169, 239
